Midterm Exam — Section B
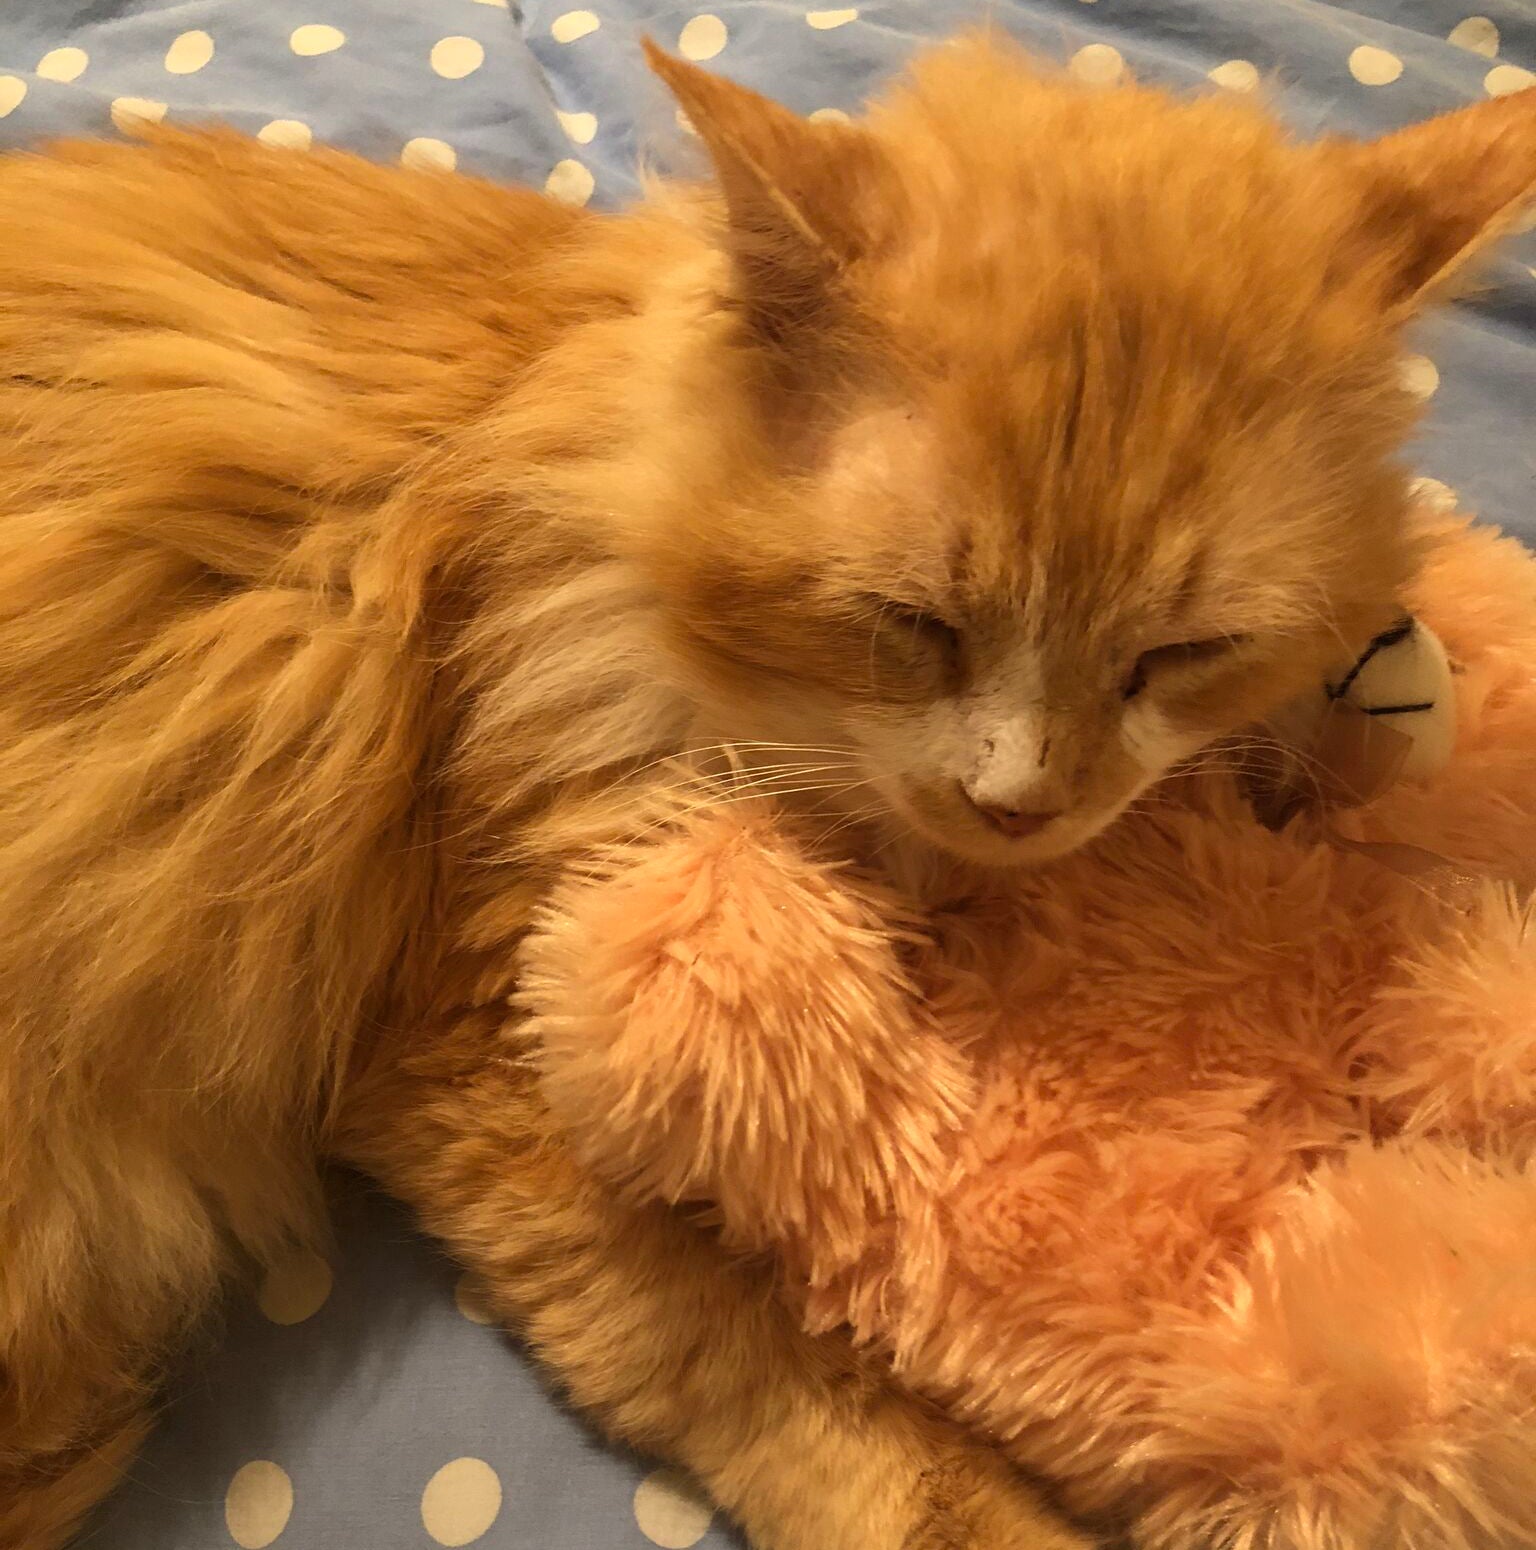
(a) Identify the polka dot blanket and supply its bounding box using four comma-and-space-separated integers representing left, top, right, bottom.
1, 2, 1530, 1547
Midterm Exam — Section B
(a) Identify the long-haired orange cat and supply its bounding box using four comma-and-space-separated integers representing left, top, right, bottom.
0, 32, 1531, 1550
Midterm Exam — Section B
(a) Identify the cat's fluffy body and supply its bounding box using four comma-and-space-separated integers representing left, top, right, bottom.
0, 34, 1530, 1549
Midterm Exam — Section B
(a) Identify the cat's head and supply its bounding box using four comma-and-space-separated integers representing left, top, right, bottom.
640, 35, 1536, 866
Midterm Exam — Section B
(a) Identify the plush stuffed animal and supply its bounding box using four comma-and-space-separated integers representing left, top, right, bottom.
522, 517, 1536, 1550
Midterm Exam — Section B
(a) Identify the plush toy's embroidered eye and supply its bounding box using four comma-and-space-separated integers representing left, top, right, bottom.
1122, 635, 1251, 700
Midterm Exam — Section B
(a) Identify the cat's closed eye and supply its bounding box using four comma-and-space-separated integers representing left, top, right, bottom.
1122, 635, 1251, 701
867, 597, 962, 662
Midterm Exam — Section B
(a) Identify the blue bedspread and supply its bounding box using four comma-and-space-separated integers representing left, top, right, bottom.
2, 4, 1531, 1548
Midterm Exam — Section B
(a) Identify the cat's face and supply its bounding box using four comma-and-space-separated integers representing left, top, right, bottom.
644, 37, 1535, 865
669, 376, 1412, 866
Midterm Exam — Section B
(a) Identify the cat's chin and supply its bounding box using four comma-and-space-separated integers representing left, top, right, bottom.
858, 816, 1104, 908
934, 821, 1102, 870
872, 780, 1117, 877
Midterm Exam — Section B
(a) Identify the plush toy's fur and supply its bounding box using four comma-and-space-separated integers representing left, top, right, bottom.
528, 518, 1536, 1550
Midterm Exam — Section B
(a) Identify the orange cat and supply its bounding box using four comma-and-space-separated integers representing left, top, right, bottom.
0, 33, 1530, 1550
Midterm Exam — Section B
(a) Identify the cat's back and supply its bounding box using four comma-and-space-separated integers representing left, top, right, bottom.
0, 125, 606, 458
0, 123, 624, 819
0, 125, 642, 728
0, 128, 676, 1112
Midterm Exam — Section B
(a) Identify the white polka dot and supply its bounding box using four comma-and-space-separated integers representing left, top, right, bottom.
402, 137, 457, 171
551, 10, 601, 43
111, 97, 167, 132
36, 47, 88, 84
0, 76, 29, 117
634, 1469, 714, 1549
421, 1458, 503, 1546
545, 158, 595, 205
225, 1461, 294, 1550
1448, 16, 1500, 57
431, 36, 485, 80
453, 1272, 495, 1322
257, 119, 312, 149
1485, 63, 1535, 96
289, 24, 345, 57
808, 107, 852, 125
678, 14, 728, 62
557, 109, 598, 145
1208, 59, 1259, 92
1349, 45, 1403, 86
164, 29, 214, 75
1400, 355, 1439, 399
806, 8, 859, 27
1069, 43, 1125, 87
256, 1249, 332, 1324
1410, 476, 1458, 513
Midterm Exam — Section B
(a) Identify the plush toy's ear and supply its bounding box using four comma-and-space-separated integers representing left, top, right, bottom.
643, 41, 893, 354
1336, 87, 1536, 310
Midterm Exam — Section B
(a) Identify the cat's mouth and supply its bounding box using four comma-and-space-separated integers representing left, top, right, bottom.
878, 773, 1116, 868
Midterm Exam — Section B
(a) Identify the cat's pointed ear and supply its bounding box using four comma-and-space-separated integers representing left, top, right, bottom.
1337, 87, 1536, 311
643, 41, 890, 349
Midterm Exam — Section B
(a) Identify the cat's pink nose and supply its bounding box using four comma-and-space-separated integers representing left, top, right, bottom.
969, 801, 1062, 839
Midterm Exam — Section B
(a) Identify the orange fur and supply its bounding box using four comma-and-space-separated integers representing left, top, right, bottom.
528, 520, 1536, 1550
0, 32, 1530, 1547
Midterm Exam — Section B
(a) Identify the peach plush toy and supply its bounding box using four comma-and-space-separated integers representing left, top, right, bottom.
522, 518, 1536, 1550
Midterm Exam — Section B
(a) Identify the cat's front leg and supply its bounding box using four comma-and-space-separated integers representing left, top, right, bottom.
335, 1015, 1088, 1550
